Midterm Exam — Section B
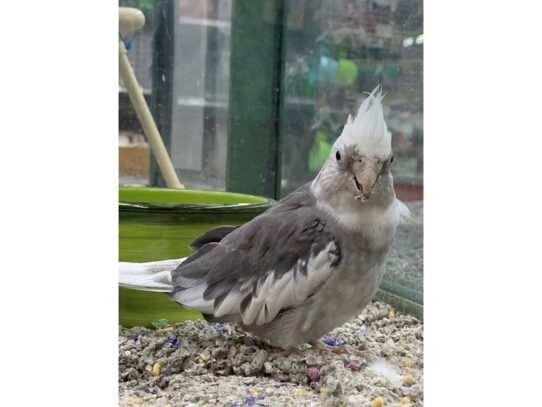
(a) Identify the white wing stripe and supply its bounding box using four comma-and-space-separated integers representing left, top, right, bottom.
173, 242, 338, 325
172, 285, 214, 314
214, 289, 242, 317
241, 241, 337, 326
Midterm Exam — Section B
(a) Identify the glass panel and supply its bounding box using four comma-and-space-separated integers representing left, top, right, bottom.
170, 0, 233, 190
118, 0, 233, 190
119, 0, 156, 185
280, 0, 423, 196
280, 0, 423, 296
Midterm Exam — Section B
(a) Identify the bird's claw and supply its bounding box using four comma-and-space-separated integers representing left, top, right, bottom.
309, 340, 365, 357
309, 340, 346, 355
266, 344, 303, 357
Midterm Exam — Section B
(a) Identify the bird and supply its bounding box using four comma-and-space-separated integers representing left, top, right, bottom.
119, 85, 410, 352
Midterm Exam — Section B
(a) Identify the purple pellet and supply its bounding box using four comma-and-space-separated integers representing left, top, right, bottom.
244, 395, 265, 406
168, 334, 180, 350
159, 377, 169, 389
309, 382, 320, 393
214, 323, 228, 333
321, 336, 345, 347
346, 361, 359, 370
307, 366, 320, 381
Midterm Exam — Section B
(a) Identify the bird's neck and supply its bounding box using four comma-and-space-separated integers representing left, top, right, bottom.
312, 170, 397, 233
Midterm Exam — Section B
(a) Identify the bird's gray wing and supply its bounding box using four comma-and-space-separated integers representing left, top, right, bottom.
170, 185, 341, 326
188, 225, 238, 250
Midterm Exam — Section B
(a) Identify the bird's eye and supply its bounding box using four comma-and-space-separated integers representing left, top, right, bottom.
336, 151, 341, 161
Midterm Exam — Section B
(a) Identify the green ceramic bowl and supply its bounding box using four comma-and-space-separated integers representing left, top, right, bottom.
119, 187, 275, 327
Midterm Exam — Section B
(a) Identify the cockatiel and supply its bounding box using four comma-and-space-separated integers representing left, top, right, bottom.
120, 85, 409, 351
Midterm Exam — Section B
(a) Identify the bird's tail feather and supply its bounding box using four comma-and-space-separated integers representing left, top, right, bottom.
119, 258, 186, 292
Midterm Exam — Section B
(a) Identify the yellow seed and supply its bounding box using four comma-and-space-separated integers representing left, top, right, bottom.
155, 327, 174, 334
388, 309, 396, 318
402, 374, 413, 385
403, 359, 413, 368
400, 396, 411, 404
372, 396, 384, 407
152, 362, 161, 376
126, 396, 143, 404
163, 405, 172, 407
197, 353, 209, 362
250, 389, 259, 397
319, 386, 328, 393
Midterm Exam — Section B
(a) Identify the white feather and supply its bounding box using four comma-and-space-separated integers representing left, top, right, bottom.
244, 271, 290, 325
397, 200, 411, 224
253, 274, 274, 325
214, 289, 242, 317
316, 198, 402, 250
334, 84, 391, 159
240, 242, 337, 326
172, 284, 214, 314
368, 358, 402, 387
242, 289, 268, 325
119, 257, 186, 292
292, 262, 310, 302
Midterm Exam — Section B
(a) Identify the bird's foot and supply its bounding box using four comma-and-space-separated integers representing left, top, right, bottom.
309, 340, 364, 357
349, 347, 365, 357
281, 347, 305, 357
309, 340, 346, 354
266, 344, 303, 357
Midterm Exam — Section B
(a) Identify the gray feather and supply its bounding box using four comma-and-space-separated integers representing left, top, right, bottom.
170, 184, 342, 326
189, 225, 237, 250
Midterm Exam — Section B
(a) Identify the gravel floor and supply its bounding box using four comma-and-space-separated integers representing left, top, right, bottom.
386, 201, 423, 292
119, 301, 423, 407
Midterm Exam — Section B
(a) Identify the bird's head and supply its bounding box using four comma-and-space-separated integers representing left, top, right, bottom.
312, 85, 395, 209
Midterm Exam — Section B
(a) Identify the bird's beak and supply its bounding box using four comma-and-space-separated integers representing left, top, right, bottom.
353, 158, 380, 202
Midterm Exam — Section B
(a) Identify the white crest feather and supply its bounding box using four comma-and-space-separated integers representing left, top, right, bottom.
334, 84, 391, 158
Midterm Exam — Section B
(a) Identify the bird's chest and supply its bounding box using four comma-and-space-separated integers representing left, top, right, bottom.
335, 245, 389, 307
337, 202, 400, 251
305, 211, 397, 334
304, 241, 390, 338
